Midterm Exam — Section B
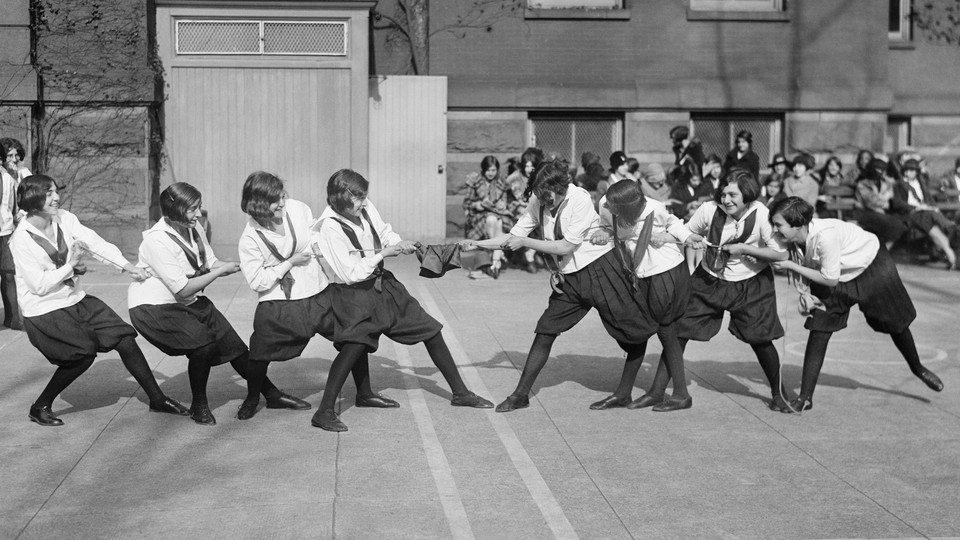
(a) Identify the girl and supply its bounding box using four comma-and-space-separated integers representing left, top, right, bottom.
854, 158, 908, 250
722, 130, 761, 182
893, 159, 957, 270
784, 153, 820, 208
129, 182, 306, 426
462, 156, 515, 279
314, 169, 492, 432
633, 169, 794, 413
1, 137, 31, 330
237, 171, 395, 420
506, 148, 544, 273
465, 159, 656, 413
589, 180, 693, 411
11, 175, 188, 426
769, 196, 943, 411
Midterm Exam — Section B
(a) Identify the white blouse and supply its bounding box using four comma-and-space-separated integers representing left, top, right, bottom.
128, 218, 219, 307
510, 185, 611, 274
801, 218, 879, 283
239, 198, 329, 302
315, 199, 403, 285
598, 196, 687, 278
684, 201, 785, 282
1, 166, 30, 235
10, 209, 130, 317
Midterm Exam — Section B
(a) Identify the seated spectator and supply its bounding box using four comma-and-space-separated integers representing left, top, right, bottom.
767, 153, 790, 183
463, 155, 517, 279
639, 162, 675, 204
608, 151, 630, 184
930, 157, 960, 206
625, 157, 641, 182
702, 153, 723, 197
669, 161, 712, 220
764, 174, 787, 209
574, 151, 601, 187
722, 130, 760, 181
854, 158, 908, 249
818, 156, 855, 197
846, 149, 875, 185
892, 159, 957, 270
784, 153, 820, 207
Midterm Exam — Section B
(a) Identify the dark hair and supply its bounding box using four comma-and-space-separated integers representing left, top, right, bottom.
505, 157, 520, 176
678, 160, 701, 186
604, 179, 647, 225
580, 152, 601, 167
241, 171, 285, 220
735, 130, 753, 146
528, 158, 571, 200
0, 138, 26, 161
764, 172, 784, 187
819, 155, 842, 179
519, 147, 545, 179
326, 169, 369, 214
160, 182, 203, 223
885, 160, 902, 181
714, 168, 761, 204
669, 125, 689, 143
856, 149, 875, 171
705, 153, 722, 166
626, 157, 640, 175
769, 196, 814, 227
17, 174, 57, 214
480, 155, 500, 178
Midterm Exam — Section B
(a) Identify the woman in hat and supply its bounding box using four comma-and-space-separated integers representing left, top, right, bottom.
722, 130, 760, 182
892, 159, 957, 269
854, 158, 909, 250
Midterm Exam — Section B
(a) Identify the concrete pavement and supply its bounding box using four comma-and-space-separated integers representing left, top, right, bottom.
1, 255, 958, 539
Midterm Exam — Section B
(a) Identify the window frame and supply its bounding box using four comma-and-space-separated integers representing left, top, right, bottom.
175, 19, 349, 57
689, 0, 783, 11
527, 113, 624, 165
888, 0, 912, 42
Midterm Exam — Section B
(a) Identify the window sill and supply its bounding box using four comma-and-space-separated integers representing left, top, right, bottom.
888, 40, 916, 50
686, 9, 789, 21
524, 8, 630, 20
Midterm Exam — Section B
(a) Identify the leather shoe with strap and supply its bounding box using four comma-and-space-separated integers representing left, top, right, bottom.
356, 393, 400, 408
189, 403, 216, 425
311, 409, 347, 432
265, 392, 311, 410
149, 397, 190, 416
451, 392, 494, 408
790, 396, 813, 412
29, 404, 63, 426
768, 395, 795, 414
237, 399, 260, 420
917, 368, 944, 392
652, 395, 693, 412
494, 394, 529, 413
589, 394, 632, 410
626, 393, 664, 410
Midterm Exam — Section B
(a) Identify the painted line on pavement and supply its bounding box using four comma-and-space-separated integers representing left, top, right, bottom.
392, 342, 476, 540
414, 283, 579, 540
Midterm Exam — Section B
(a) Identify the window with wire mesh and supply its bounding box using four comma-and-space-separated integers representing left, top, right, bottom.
176, 20, 347, 56
530, 117, 622, 164
692, 115, 781, 170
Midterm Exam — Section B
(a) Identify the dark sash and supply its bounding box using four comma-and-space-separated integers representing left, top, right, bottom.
612, 208, 655, 291
165, 228, 209, 278
538, 198, 570, 294
702, 206, 757, 277
27, 224, 82, 287
255, 213, 297, 299
333, 208, 384, 292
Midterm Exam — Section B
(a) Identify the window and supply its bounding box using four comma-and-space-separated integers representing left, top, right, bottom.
691, 114, 782, 172
689, 0, 783, 11
885, 117, 911, 154
528, 0, 622, 8
529, 115, 622, 165
176, 20, 348, 56
889, 0, 911, 41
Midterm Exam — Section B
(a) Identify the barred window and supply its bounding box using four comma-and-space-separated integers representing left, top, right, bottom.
530, 115, 622, 165
176, 20, 348, 56
692, 114, 782, 171
689, 0, 783, 11
528, 0, 622, 8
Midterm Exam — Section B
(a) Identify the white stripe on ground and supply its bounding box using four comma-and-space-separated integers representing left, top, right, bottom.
414, 283, 579, 540
392, 341, 476, 540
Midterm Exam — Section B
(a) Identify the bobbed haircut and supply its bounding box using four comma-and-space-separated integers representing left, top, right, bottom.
326, 169, 369, 214
160, 182, 202, 223
241, 171, 285, 219
705, 153, 723, 166
0, 138, 26, 161
480, 155, 500, 176
519, 147, 545, 178
604, 179, 647, 225
735, 130, 753, 145
17, 174, 57, 214
529, 158, 571, 199
769, 196, 814, 228
714, 168, 761, 204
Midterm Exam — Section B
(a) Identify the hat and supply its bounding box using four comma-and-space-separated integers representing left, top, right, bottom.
769, 153, 788, 167
792, 153, 816, 171
669, 125, 690, 142
609, 151, 628, 170
902, 158, 921, 172
643, 162, 667, 183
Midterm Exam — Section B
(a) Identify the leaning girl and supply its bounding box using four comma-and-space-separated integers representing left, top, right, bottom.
237, 171, 396, 420
128, 182, 307, 425
11, 175, 188, 426
313, 169, 492, 432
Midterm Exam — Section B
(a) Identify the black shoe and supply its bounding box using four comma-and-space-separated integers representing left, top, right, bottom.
652, 395, 693, 412
265, 392, 311, 410
189, 403, 216, 425
451, 392, 494, 408
790, 396, 813, 412
626, 393, 664, 410
149, 397, 190, 416
355, 393, 400, 408
917, 368, 944, 392
311, 409, 347, 432
29, 404, 63, 426
495, 394, 529, 413
236, 398, 260, 420
589, 394, 632, 410
768, 395, 794, 414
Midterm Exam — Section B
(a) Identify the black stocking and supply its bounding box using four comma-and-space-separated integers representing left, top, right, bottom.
423, 333, 469, 395
186, 344, 216, 406
799, 330, 832, 399
1, 271, 18, 327
648, 338, 688, 397
319, 343, 366, 411
352, 353, 375, 397
750, 341, 785, 397
35, 356, 95, 407
512, 333, 557, 397
230, 352, 279, 398
115, 336, 165, 403
659, 325, 689, 398
890, 328, 925, 376
244, 361, 270, 402
611, 341, 648, 397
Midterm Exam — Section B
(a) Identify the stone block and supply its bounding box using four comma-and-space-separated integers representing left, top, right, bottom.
448, 118, 526, 153
786, 115, 885, 155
